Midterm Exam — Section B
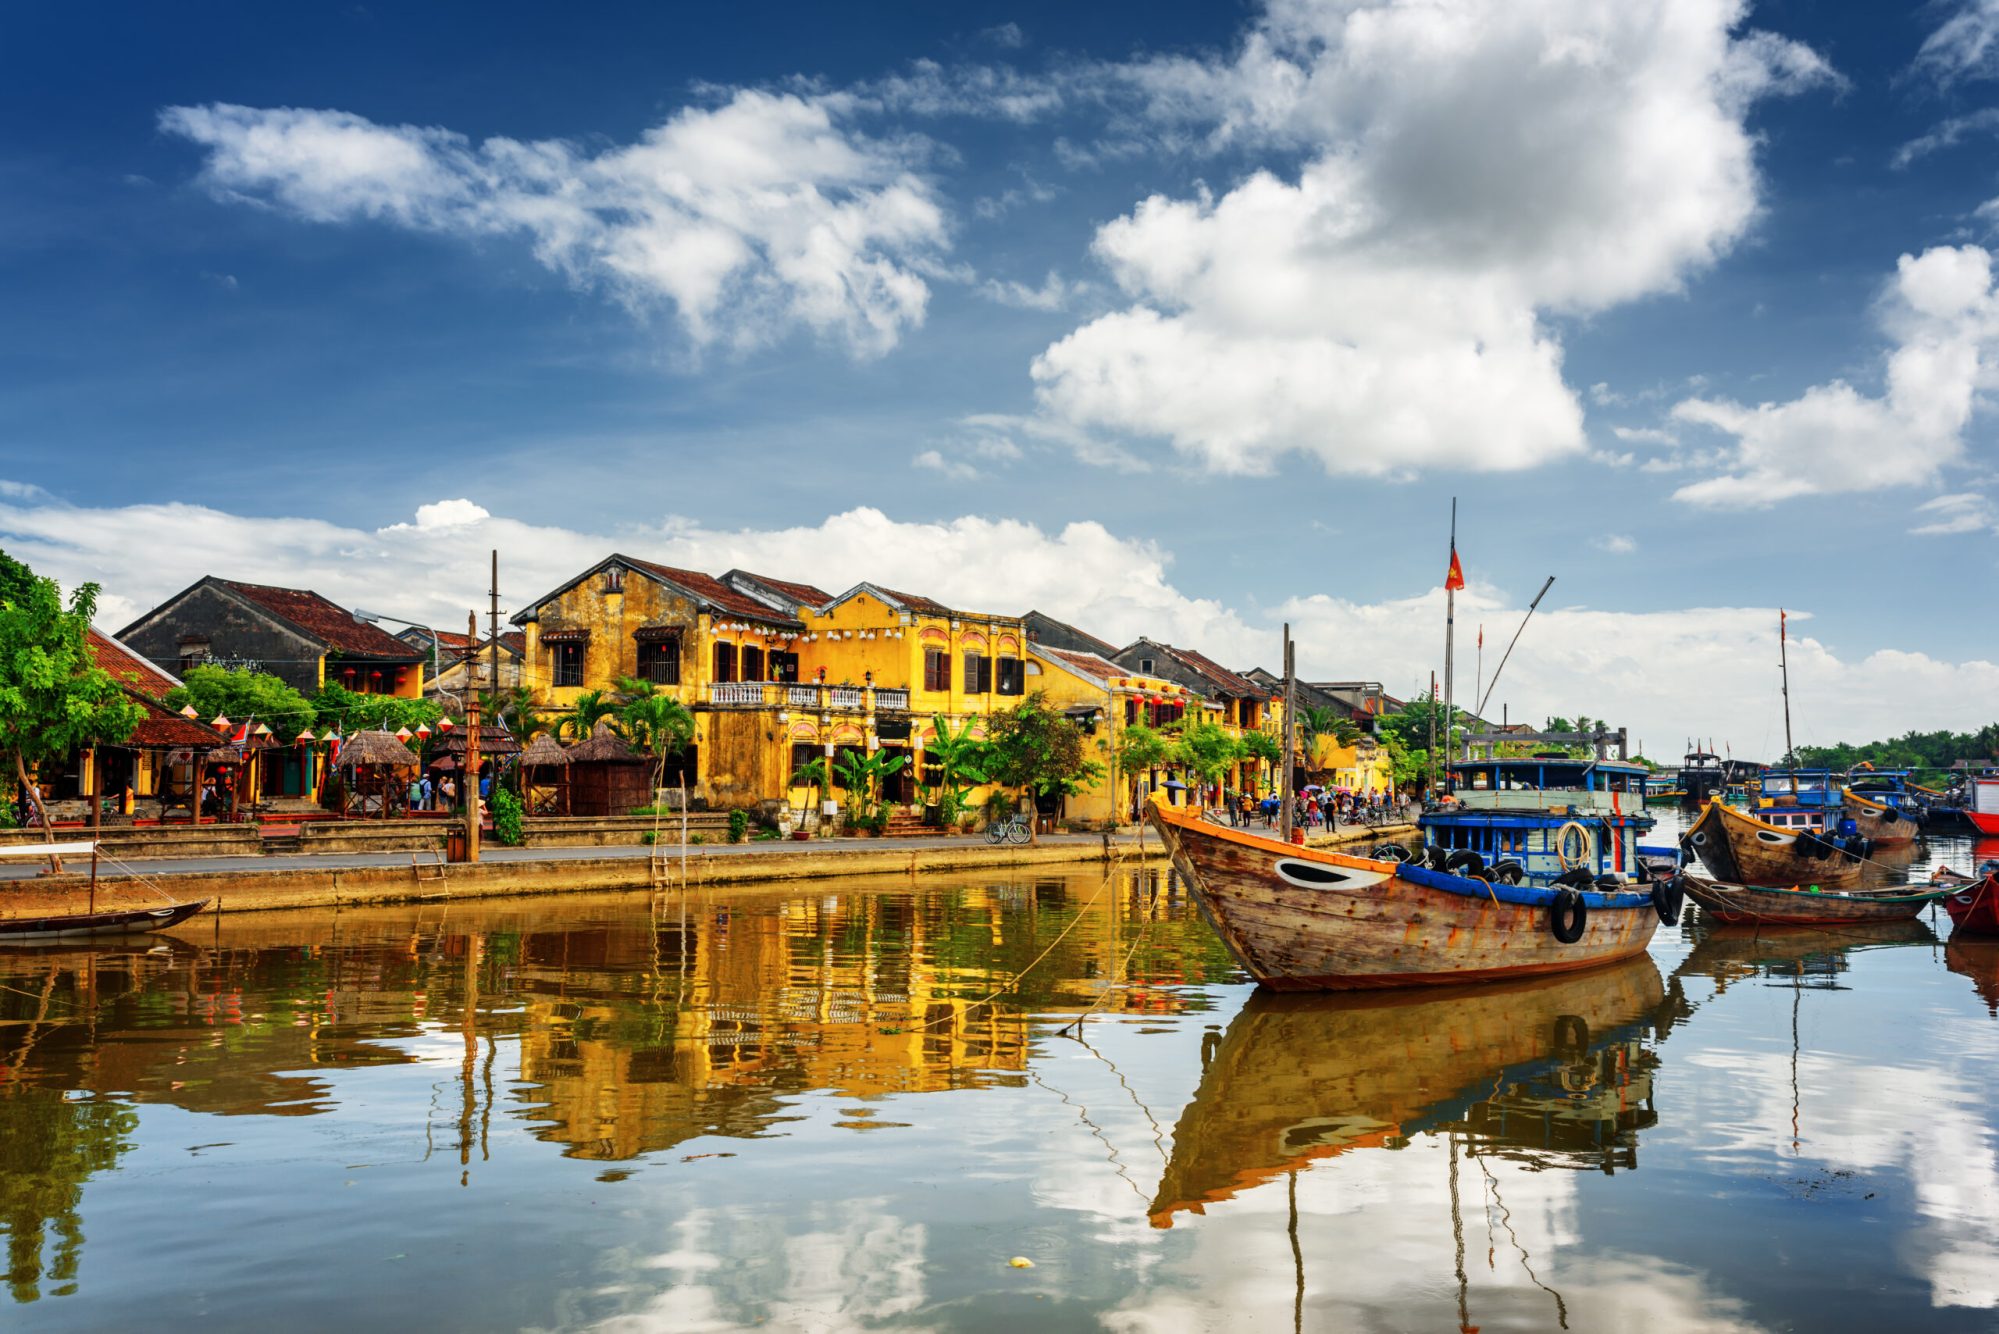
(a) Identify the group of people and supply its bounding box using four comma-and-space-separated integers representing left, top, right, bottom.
404, 771, 491, 811
1225, 787, 1393, 829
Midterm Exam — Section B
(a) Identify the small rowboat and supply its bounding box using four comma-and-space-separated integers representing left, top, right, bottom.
1680, 872, 1944, 926
1685, 800, 1879, 889
0, 841, 208, 941
1146, 801, 1665, 991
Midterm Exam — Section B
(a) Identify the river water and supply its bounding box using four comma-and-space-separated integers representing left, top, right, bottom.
4, 836, 1999, 1331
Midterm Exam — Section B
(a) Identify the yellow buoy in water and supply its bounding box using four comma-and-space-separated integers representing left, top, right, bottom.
1009, 1257, 1034, 1269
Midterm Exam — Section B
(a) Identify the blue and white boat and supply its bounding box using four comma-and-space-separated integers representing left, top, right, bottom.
1416, 757, 1658, 888
1755, 767, 1923, 817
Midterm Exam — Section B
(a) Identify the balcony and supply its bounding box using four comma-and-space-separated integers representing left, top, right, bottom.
702, 682, 911, 712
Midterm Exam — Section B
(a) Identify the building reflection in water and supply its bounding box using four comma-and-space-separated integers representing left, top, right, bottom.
0, 869, 1234, 1296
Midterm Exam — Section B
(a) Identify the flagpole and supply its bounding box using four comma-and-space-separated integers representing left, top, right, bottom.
1474, 625, 1483, 760
1443, 498, 1456, 773
1780, 609, 1798, 796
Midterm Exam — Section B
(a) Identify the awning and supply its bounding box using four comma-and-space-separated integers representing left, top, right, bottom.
538, 627, 591, 644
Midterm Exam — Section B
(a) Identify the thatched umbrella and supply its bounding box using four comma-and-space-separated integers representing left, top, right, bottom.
564, 722, 647, 815
334, 729, 421, 819
519, 732, 571, 815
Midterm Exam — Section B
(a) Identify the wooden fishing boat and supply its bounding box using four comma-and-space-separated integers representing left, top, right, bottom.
1842, 788, 1918, 849
1680, 872, 1943, 926
1967, 777, 1999, 836
1928, 865, 1999, 935
1147, 801, 1664, 991
0, 841, 209, 941
1683, 799, 1879, 889
1149, 955, 1665, 1226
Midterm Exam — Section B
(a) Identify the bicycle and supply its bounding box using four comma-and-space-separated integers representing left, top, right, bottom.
985, 813, 1032, 845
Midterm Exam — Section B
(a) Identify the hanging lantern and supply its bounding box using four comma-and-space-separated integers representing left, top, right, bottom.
438, 717, 455, 733
295, 729, 316, 744
395, 725, 413, 742
179, 703, 199, 719
211, 714, 231, 729
415, 723, 432, 740
253, 722, 273, 737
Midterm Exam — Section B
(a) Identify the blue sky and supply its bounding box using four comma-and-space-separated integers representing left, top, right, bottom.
7, 0, 1999, 754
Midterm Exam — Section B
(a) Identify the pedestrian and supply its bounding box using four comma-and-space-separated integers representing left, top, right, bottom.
441, 774, 457, 810
419, 774, 433, 810
407, 776, 422, 811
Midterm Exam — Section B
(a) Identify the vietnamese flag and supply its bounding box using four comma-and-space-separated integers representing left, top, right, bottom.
1445, 546, 1465, 592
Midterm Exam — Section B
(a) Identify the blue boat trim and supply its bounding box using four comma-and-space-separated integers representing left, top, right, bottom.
1396, 861, 1654, 911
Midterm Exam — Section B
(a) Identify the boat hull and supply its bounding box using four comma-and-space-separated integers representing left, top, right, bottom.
0, 899, 208, 941
1147, 804, 1659, 991
1681, 875, 1938, 925
1844, 791, 1917, 849
1942, 876, 1999, 935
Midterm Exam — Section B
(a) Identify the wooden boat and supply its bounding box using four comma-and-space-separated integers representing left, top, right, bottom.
1421, 756, 1656, 887
1680, 872, 1943, 925
1967, 777, 1999, 836
1147, 801, 1663, 991
1684, 799, 1881, 889
1928, 866, 1999, 935
0, 841, 209, 941
1842, 788, 1917, 849
1149, 955, 1666, 1226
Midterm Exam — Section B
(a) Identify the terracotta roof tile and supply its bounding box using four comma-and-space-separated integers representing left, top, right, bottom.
1037, 646, 1120, 685
727, 570, 835, 610
87, 628, 180, 702
620, 557, 802, 625
216, 580, 423, 659
871, 585, 957, 617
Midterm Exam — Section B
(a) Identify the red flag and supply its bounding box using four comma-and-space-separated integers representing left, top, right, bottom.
1780, 609, 1787, 642
231, 718, 252, 744
1477, 624, 1484, 650
1445, 546, 1465, 592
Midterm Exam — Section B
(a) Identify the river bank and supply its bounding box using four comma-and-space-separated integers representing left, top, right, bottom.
1, 821, 1416, 918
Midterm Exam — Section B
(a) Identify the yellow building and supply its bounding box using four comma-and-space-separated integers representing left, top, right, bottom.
1026, 644, 1200, 826
1310, 734, 1395, 795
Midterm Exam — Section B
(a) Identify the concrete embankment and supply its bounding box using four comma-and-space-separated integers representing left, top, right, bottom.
6, 822, 1414, 918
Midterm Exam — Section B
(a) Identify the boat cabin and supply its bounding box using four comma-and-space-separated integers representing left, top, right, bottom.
1423, 758, 1656, 887
1446, 758, 1650, 815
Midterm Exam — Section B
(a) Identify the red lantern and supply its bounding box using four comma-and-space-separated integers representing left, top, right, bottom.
437, 717, 455, 733
415, 723, 432, 740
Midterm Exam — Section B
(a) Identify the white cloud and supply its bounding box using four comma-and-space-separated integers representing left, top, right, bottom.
1592, 533, 1638, 554
1612, 425, 1681, 447
1030, 0, 1833, 477
404, 498, 492, 530
846, 58, 1067, 122
8, 488, 1999, 758
1671, 245, 1999, 508
1911, 492, 1999, 535
160, 93, 950, 358
911, 448, 980, 481
1914, 0, 1999, 88
1893, 107, 1999, 167
981, 22, 1027, 50
978, 270, 1085, 311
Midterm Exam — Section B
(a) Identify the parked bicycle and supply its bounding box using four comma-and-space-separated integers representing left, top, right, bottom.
985, 813, 1033, 845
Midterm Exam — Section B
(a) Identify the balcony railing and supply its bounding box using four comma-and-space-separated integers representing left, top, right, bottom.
702, 682, 912, 711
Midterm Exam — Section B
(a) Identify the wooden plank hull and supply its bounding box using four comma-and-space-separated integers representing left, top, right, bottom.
1148, 803, 1659, 990
1844, 791, 1916, 849
0, 898, 208, 941
1149, 955, 1666, 1226
1682, 875, 1939, 925
1685, 799, 1908, 889
1942, 876, 1999, 935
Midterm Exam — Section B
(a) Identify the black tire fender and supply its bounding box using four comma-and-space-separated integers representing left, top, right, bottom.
1443, 850, 1486, 878
1370, 843, 1411, 863
1651, 874, 1683, 926
1549, 886, 1588, 944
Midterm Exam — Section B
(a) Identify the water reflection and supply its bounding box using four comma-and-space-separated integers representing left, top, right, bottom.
1153, 957, 1669, 1230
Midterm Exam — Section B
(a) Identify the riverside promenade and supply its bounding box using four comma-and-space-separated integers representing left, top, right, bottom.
0, 820, 1412, 917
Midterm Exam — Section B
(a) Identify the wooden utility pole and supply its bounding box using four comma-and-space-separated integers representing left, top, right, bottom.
488, 550, 501, 703
461, 610, 482, 863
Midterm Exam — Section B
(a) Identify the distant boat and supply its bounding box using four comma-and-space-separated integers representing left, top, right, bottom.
1146, 801, 1666, 991
1841, 788, 1919, 849
0, 841, 208, 941
1680, 873, 1942, 926
1683, 799, 1883, 890
1966, 777, 1999, 837
1930, 863, 1999, 935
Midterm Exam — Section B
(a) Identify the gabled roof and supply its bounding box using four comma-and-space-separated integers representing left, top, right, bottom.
821, 582, 1018, 624
127, 696, 231, 749
1118, 638, 1268, 700
1023, 610, 1120, 659
1032, 645, 1121, 687
88, 628, 181, 702
514, 555, 803, 629
212, 580, 423, 659
721, 569, 835, 614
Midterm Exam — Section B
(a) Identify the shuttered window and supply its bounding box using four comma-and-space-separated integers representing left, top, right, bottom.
712, 642, 737, 684
963, 652, 991, 694
923, 649, 949, 691
996, 658, 1024, 696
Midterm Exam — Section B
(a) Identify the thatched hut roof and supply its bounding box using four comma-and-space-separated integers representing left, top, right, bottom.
519, 733, 570, 767
565, 721, 641, 764
335, 729, 421, 769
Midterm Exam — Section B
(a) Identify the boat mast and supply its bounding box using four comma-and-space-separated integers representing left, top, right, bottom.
1443, 498, 1457, 771
1281, 624, 1296, 844
1780, 610, 1798, 797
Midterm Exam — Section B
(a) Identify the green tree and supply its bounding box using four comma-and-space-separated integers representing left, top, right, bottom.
921, 714, 989, 827
307, 683, 441, 736
613, 677, 695, 794
480, 686, 549, 743
833, 748, 906, 828
1172, 719, 1241, 804
1238, 729, 1282, 770
986, 692, 1101, 836
164, 666, 316, 742
0, 547, 35, 609
555, 688, 619, 741
0, 571, 144, 870
789, 755, 832, 816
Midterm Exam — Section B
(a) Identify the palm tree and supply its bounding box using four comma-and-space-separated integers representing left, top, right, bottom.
615, 680, 696, 794
557, 689, 619, 742
922, 715, 989, 826
833, 749, 907, 828
1297, 704, 1339, 751
789, 756, 832, 821
480, 686, 549, 742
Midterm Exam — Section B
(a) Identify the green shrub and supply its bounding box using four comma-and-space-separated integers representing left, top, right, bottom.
640, 831, 658, 845
727, 810, 749, 843
690, 834, 705, 845
491, 787, 525, 847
